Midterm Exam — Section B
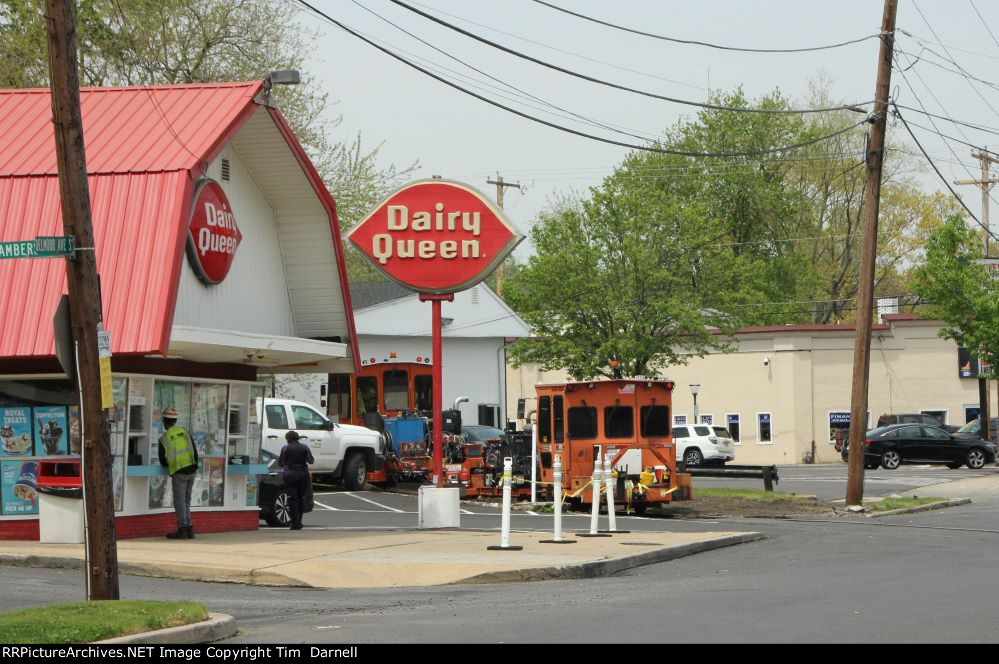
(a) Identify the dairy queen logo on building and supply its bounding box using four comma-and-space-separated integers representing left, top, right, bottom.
346, 179, 523, 293
186, 179, 242, 285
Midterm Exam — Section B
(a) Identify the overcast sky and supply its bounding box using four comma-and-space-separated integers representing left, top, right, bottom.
294, 0, 999, 256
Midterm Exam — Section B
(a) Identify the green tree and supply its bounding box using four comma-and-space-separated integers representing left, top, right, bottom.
912, 215, 998, 374
0, 0, 415, 275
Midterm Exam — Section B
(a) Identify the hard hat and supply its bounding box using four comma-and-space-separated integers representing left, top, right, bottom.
162, 407, 179, 419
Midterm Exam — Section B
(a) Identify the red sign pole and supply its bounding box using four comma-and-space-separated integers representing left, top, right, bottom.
420, 292, 454, 487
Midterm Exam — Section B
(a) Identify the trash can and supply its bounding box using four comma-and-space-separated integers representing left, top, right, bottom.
37, 459, 84, 544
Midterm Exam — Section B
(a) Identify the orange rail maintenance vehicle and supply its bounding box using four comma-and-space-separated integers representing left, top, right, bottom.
532, 378, 692, 513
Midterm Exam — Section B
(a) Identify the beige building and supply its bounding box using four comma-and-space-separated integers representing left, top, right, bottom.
507, 314, 986, 465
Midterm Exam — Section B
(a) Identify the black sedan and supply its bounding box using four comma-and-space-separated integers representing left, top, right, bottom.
257, 448, 314, 527
841, 424, 997, 470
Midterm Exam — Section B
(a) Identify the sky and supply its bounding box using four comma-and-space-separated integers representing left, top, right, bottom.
291, 0, 999, 258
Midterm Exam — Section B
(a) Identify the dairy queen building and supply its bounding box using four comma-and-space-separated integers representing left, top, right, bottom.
0, 80, 360, 540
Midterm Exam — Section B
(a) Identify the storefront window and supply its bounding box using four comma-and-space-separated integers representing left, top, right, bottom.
191, 383, 227, 508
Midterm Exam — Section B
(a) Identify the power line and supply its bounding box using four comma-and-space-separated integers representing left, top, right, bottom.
970, 0, 999, 49
407, 0, 710, 93
892, 105, 999, 242
344, 0, 662, 143
295, 1, 869, 159
531, 0, 884, 54
388, 0, 873, 116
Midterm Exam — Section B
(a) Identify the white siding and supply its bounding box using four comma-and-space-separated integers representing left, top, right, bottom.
173, 146, 296, 337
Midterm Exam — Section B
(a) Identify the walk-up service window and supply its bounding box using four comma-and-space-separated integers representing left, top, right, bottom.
726, 413, 741, 443
758, 412, 773, 443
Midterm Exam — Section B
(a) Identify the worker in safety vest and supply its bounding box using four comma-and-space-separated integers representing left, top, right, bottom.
158, 407, 199, 539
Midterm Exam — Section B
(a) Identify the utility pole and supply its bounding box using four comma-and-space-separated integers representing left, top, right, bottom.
486, 174, 521, 297
954, 150, 998, 444
846, 0, 897, 507
45, 0, 120, 600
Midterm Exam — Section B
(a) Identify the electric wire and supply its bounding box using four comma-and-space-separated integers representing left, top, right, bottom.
531, 0, 884, 54
387, 0, 873, 116
295, 0, 870, 159
344, 0, 662, 143
892, 105, 999, 242
407, 0, 710, 92
970, 0, 999, 49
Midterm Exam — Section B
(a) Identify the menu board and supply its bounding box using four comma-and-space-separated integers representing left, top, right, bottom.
34, 406, 68, 456
1, 459, 39, 515
0, 407, 33, 457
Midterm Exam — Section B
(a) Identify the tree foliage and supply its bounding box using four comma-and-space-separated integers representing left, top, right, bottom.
0, 0, 415, 277
912, 215, 998, 374
506, 85, 964, 378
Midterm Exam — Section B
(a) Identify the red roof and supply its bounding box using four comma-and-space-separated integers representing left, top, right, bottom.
0, 81, 359, 366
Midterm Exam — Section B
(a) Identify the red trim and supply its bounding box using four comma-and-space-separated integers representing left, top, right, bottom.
266, 106, 362, 374
0, 511, 259, 541
159, 172, 196, 356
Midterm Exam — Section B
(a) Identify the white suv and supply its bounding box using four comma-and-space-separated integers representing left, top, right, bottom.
672, 424, 735, 467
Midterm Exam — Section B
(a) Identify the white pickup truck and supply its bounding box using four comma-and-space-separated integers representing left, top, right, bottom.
259, 398, 386, 490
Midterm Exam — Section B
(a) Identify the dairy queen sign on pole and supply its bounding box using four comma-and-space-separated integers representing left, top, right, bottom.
347, 179, 523, 486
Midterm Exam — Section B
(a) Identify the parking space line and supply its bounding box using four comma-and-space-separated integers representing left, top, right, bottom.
312, 499, 340, 511
342, 492, 405, 512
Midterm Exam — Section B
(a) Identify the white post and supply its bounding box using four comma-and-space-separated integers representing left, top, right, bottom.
541, 454, 575, 544
604, 453, 617, 532
578, 445, 610, 537
487, 456, 523, 550
530, 413, 537, 503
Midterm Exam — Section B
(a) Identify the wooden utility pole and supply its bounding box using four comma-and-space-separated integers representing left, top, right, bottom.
954, 150, 998, 444
487, 174, 521, 296
45, 0, 120, 600
845, 0, 897, 507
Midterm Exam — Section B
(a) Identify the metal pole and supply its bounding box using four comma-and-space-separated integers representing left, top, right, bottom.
846, 0, 897, 507
432, 298, 443, 487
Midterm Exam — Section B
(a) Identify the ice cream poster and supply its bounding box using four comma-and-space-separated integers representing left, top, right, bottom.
34, 406, 68, 456
2, 460, 39, 515
0, 407, 33, 457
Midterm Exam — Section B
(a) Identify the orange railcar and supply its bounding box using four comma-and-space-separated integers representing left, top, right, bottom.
532, 379, 691, 512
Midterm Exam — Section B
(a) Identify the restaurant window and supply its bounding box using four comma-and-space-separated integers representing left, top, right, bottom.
604, 405, 633, 438
356, 377, 378, 418
383, 370, 409, 411
414, 375, 433, 412
568, 406, 597, 439
758, 413, 772, 443
726, 413, 741, 443
640, 405, 671, 437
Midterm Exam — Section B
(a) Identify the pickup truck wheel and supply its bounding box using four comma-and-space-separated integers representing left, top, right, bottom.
264, 489, 292, 527
343, 453, 368, 491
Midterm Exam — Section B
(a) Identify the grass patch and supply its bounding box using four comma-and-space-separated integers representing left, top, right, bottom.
0, 600, 207, 644
534, 503, 555, 513
867, 496, 947, 512
695, 488, 809, 503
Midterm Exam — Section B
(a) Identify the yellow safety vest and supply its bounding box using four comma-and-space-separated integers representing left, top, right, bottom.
161, 426, 196, 475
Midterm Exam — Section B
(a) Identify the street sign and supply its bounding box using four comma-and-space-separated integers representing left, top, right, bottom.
346, 179, 523, 294
0, 236, 75, 259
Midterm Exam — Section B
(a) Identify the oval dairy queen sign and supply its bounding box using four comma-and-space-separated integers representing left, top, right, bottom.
186, 179, 242, 285
346, 179, 523, 294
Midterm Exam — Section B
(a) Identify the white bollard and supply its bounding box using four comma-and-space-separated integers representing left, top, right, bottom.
487, 457, 523, 551
578, 445, 611, 538
599, 452, 629, 534
540, 454, 575, 544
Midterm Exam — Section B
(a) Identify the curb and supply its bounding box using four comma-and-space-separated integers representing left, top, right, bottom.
95, 612, 237, 644
0, 554, 308, 589
455, 531, 766, 584
865, 498, 972, 518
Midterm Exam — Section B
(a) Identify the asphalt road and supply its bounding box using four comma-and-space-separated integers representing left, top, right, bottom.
5, 463, 999, 643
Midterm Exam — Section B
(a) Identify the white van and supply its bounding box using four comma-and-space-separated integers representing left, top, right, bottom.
259, 398, 386, 490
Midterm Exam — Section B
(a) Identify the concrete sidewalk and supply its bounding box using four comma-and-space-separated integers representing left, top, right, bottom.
0, 527, 763, 589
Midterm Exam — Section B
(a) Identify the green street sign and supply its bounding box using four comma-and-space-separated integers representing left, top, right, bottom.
34, 236, 75, 258
0, 236, 75, 259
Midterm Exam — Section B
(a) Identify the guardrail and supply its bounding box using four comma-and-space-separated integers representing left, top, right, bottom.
678, 464, 779, 491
